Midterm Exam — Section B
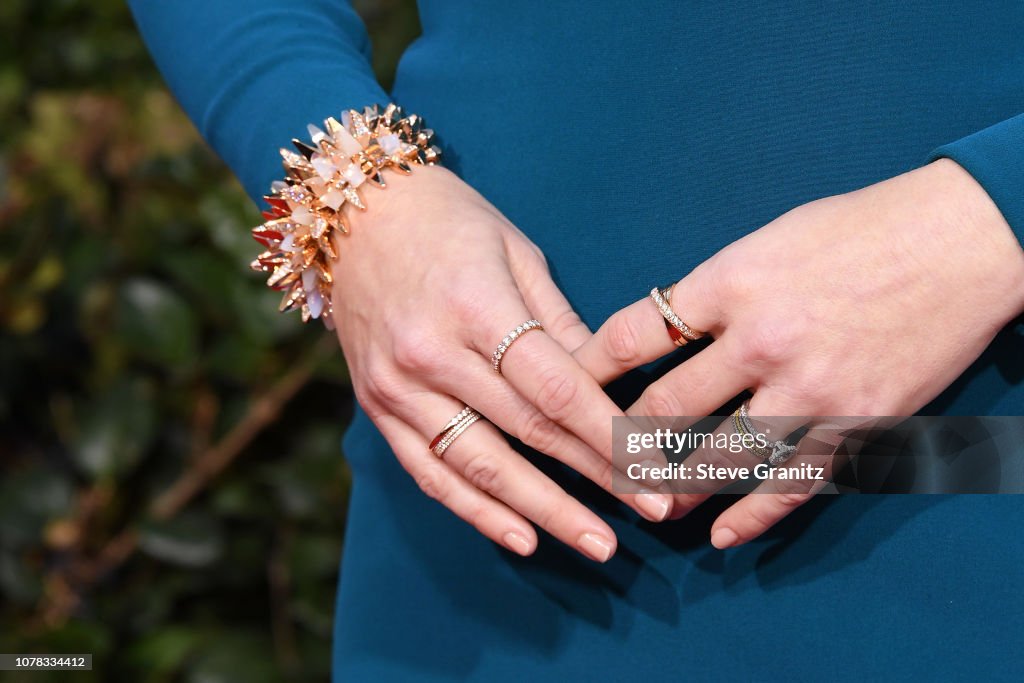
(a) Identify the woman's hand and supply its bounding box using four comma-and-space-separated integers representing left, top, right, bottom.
574, 159, 1024, 548
331, 165, 673, 562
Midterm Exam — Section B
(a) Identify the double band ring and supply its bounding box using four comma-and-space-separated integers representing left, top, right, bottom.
429, 406, 483, 457
649, 286, 704, 347
732, 400, 797, 466
492, 319, 544, 374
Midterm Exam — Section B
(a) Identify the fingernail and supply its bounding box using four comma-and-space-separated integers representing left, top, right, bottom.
502, 532, 532, 556
636, 490, 671, 521
578, 532, 615, 562
711, 527, 739, 549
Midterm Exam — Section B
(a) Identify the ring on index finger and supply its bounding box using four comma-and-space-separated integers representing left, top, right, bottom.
649, 286, 705, 347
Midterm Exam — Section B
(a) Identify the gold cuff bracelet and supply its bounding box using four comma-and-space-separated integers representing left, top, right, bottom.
250, 104, 441, 328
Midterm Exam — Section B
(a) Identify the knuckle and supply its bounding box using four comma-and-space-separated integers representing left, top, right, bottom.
391, 329, 443, 375
533, 369, 581, 422
604, 313, 645, 366
738, 320, 800, 366
518, 239, 548, 268
707, 251, 758, 302
532, 499, 561, 530
451, 286, 493, 329
415, 464, 450, 503
507, 230, 548, 267
640, 385, 681, 417
462, 451, 503, 494
745, 504, 777, 531
464, 501, 492, 531
773, 490, 815, 508
746, 497, 790, 530
547, 307, 584, 339
361, 360, 406, 408
515, 407, 561, 454
351, 378, 380, 415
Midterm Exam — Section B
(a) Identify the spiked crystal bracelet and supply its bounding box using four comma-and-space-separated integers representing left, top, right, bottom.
250, 104, 441, 328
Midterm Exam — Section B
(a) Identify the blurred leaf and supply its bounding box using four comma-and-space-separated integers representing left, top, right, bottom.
289, 533, 342, 582
163, 250, 242, 319
204, 335, 270, 381
38, 618, 114, 659
6, 296, 45, 333
28, 253, 64, 290
72, 377, 156, 478
0, 549, 42, 603
0, 465, 73, 547
125, 626, 200, 679
262, 441, 348, 521
201, 193, 260, 267
209, 480, 269, 520
139, 512, 224, 568
115, 278, 198, 368
187, 631, 280, 683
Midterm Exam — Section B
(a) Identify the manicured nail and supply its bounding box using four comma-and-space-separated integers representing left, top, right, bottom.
711, 527, 739, 549
636, 490, 671, 521
503, 532, 532, 556
578, 533, 615, 562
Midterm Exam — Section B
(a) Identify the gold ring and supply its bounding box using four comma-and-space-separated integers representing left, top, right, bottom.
491, 319, 544, 374
649, 286, 704, 346
430, 406, 482, 457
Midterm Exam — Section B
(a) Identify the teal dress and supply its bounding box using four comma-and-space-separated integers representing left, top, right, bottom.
130, 2, 1024, 680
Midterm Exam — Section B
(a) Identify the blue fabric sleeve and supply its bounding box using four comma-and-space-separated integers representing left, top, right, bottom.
929, 113, 1024, 249
127, 0, 389, 202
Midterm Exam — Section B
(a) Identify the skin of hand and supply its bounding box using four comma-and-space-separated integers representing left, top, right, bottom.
574, 158, 1024, 549
329, 165, 674, 563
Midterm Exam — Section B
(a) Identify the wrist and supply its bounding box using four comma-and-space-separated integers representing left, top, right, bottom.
925, 158, 1024, 322
341, 164, 458, 235
250, 104, 442, 327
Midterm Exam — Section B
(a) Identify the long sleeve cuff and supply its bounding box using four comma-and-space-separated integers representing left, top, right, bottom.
928, 113, 1024, 250
128, 0, 389, 202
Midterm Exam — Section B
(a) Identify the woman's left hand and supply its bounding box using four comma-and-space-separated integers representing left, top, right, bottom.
574, 158, 1024, 549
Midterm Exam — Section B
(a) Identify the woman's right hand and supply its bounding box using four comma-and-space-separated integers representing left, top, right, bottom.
330, 165, 672, 562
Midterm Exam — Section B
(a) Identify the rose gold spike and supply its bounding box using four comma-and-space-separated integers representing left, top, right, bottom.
342, 187, 366, 210
279, 285, 305, 312
252, 105, 441, 328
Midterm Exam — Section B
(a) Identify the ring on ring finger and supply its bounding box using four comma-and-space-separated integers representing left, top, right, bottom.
430, 406, 483, 457
732, 399, 798, 465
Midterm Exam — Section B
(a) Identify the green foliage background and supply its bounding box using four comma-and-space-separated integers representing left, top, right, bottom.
0, 1, 419, 680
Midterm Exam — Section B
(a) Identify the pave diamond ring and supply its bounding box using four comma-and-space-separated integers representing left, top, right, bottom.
733, 400, 799, 466
650, 286, 704, 347
430, 406, 482, 457
491, 319, 544, 374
